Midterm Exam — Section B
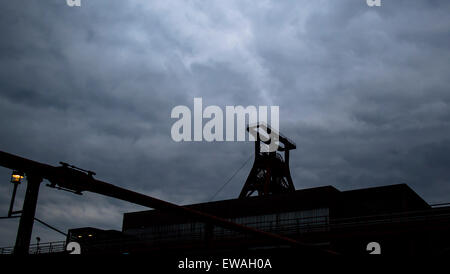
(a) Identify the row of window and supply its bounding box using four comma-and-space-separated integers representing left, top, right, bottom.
125, 208, 329, 241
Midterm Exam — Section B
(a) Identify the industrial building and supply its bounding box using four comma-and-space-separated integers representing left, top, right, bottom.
67, 183, 450, 255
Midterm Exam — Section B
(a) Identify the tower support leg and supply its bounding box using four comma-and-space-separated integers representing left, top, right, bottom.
14, 174, 42, 255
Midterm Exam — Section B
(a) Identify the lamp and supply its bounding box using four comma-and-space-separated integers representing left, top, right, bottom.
11, 170, 24, 184
8, 170, 24, 217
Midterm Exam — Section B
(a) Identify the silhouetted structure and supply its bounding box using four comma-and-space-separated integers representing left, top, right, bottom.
62, 184, 450, 256
0, 149, 316, 255
239, 124, 296, 198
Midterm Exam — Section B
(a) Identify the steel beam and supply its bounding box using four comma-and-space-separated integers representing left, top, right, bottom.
13, 174, 42, 255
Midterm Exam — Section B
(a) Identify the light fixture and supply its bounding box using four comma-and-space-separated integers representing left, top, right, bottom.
8, 170, 24, 217
88, 234, 93, 237
11, 170, 24, 184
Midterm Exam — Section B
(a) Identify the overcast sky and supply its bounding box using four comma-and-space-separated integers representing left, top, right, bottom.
0, 0, 449, 247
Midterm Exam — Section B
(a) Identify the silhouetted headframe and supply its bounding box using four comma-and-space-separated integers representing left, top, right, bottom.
239, 123, 296, 198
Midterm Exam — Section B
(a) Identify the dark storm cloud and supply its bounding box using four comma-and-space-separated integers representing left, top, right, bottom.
0, 0, 449, 246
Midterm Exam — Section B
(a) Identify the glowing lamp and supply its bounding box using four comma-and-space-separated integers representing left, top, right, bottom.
11, 170, 24, 184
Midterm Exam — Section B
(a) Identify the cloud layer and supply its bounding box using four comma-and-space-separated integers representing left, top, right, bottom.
0, 0, 449, 246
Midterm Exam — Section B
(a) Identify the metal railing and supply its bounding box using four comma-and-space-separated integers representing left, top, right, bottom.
0, 246, 13, 255
0, 241, 66, 255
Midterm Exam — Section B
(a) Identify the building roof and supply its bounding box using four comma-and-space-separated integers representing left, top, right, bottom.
122, 184, 430, 231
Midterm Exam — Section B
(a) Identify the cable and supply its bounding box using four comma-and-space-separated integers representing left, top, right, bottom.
34, 217, 67, 237
0, 215, 66, 237
0, 216, 20, 219
0, 215, 66, 236
209, 153, 254, 202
